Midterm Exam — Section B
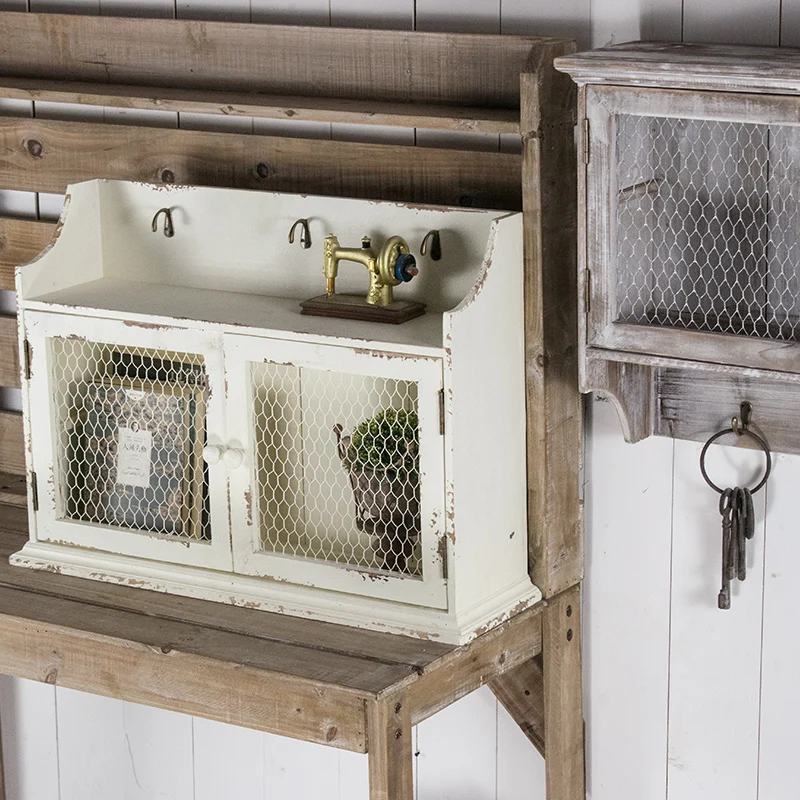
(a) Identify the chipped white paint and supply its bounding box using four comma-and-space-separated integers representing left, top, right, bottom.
13, 179, 538, 644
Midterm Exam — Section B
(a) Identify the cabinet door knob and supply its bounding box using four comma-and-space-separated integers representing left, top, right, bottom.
202, 445, 224, 465
223, 448, 245, 469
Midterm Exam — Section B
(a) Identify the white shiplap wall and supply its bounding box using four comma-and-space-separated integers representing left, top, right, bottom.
1, 1, 800, 798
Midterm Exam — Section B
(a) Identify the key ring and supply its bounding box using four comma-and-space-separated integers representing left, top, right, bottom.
700, 427, 772, 495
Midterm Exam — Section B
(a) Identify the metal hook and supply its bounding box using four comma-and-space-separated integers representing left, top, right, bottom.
151, 208, 175, 238
731, 401, 753, 436
289, 218, 311, 249
420, 230, 442, 261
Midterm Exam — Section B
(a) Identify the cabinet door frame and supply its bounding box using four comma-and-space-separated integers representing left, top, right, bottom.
225, 333, 448, 610
587, 85, 800, 375
24, 311, 232, 571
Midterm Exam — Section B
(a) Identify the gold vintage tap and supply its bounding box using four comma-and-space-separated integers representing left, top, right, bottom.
323, 234, 418, 307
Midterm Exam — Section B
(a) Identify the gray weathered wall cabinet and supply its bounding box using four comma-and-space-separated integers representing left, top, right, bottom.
557, 43, 800, 453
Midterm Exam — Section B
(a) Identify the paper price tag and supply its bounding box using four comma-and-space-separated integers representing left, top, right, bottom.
117, 426, 153, 488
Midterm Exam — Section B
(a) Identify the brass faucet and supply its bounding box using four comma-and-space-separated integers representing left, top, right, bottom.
323, 234, 418, 307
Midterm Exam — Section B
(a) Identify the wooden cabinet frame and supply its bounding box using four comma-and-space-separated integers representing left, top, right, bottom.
586, 85, 800, 375
0, 11, 584, 800
559, 42, 800, 455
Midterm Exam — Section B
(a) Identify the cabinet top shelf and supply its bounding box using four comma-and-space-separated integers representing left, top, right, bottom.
555, 41, 800, 94
26, 277, 447, 356
18, 180, 517, 357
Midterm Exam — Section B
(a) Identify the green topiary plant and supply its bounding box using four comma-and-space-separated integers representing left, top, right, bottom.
343, 408, 419, 474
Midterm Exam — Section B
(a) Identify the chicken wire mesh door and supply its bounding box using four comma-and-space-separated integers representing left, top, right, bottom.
226, 335, 448, 609
586, 87, 800, 372
24, 311, 232, 571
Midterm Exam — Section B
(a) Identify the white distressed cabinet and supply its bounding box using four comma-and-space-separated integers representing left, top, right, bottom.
13, 179, 538, 644
556, 43, 800, 450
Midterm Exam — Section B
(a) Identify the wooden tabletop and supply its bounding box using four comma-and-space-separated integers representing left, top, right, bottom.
0, 504, 544, 752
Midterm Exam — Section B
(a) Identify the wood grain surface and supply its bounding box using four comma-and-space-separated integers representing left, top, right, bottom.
0, 118, 522, 210
0, 217, 55, 290
0, 11, 552, 106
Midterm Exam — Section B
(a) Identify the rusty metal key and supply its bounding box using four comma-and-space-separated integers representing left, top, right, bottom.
718, 488, 734, 610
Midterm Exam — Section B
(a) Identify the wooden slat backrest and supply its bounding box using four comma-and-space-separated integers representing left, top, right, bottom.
0, 11, 554, 108
0, 412, 24, 475
0, 118, 522, 208
0, 218, 54, 291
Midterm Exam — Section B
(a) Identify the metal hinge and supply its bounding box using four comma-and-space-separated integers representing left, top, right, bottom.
23, 339, 31, 381
584, 269, 592, 314
30, 471, 38, 512
438, 388, 445, 435
438, 536, 448, 580
583, 118, 590, 164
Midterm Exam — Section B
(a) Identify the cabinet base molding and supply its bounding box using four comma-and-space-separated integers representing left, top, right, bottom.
10, 541, 541, 646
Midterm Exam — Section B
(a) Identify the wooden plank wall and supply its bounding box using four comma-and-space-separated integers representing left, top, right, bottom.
3, 4, 800, 800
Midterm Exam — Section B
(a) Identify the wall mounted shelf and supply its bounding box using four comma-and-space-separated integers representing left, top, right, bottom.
557, 42, 800, 454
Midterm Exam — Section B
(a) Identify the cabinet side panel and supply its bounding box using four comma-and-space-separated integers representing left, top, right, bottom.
444, 214, 534, 616
19, 181, 104, 301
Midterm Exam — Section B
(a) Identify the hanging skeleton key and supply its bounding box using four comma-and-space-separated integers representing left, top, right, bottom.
700, 403, 772, 611
718, 489, 734, 610
735, 487, 751, 582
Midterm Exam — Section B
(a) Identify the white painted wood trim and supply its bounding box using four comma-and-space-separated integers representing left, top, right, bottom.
9, 540, 541, 645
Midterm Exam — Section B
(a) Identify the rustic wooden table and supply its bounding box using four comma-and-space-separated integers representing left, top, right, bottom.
0, 502, 582, 800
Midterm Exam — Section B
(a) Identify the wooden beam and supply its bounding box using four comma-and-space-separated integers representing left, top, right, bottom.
0, 505, 26, 535
488, 653, 546, 757
0, 315, 19, 388
543, 585, 585, 800
0, 412, 24, 476
0, 473, 25, 507
402, 602, 544, 724
0, 11, 557, 108
0, 708, 5, 800
367, 694, 413, 800
0, 528, 454, 671
0, 118, 522, 211
0, 218, 55, 290
0, 78, 520, 135
521, 42, 584, 598
0, 586, 370, 751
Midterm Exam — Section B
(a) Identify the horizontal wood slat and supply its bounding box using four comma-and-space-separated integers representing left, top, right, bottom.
0, 473, 25, 507
401, 605, 544, 724
0, 580, 411, 696
0, 315, 20, 388
0, 78, 520, 134
489, 654, 546, 756
0, 118, 522, 210
0, 584, 370, 751
0, 529, 453, 670
0, 503, 26, 533
0, 217, 55, 290
0, 11, 553, 108
0, 411, 24, 475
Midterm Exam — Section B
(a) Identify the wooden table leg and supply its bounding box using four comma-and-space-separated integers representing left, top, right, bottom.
367, 693, 413, 800
543, 584, 585, 800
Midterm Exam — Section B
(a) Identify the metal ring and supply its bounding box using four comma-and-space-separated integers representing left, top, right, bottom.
699, 428, 772, 495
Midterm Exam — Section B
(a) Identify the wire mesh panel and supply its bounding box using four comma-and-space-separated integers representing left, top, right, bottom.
50, 338, 210, 540
252, 362, 422, 576
614, 114, 800, 341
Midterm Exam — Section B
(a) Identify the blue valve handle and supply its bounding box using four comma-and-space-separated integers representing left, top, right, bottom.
394, 253, 418, 283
